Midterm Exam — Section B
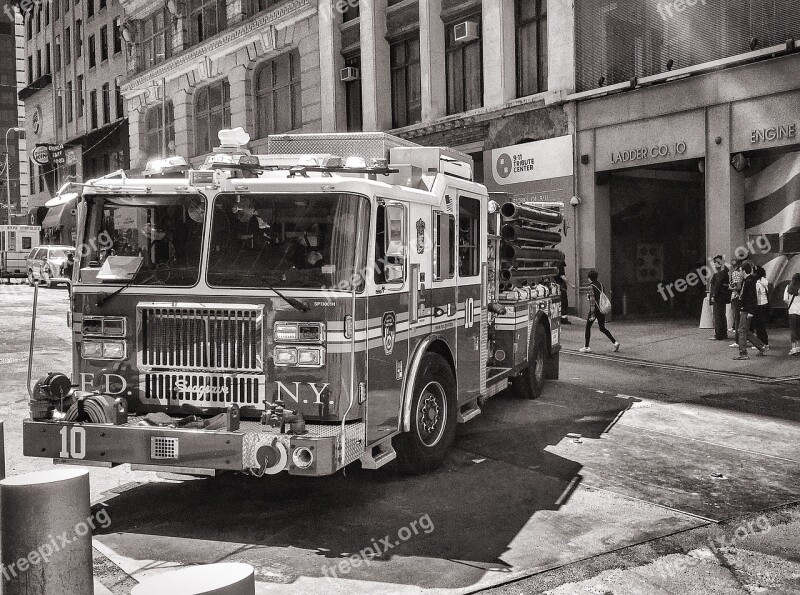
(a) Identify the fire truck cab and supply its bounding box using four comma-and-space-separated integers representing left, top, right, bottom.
23, 130, 562, 476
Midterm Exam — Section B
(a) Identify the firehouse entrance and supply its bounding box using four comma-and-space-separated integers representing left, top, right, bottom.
607, 161, 706, 318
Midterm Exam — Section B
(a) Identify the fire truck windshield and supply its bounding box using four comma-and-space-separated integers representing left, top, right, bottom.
207, 193, 369, 290
80, 194, 205, 286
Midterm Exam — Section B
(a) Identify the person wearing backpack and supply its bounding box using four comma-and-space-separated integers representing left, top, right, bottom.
733, 261, 768, 360
580, 270, 620, 353
785, 273, 800, 356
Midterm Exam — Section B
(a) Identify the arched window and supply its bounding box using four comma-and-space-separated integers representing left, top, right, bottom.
145, 101, 175, 157
255, 50, 301, 138
194, 79, 230, 155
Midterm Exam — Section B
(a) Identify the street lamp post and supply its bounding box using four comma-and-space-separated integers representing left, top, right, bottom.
4, 127, 24, 225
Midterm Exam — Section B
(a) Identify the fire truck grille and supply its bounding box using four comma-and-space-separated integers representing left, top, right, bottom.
141, 372, 265, 407
139, 305, 263, 372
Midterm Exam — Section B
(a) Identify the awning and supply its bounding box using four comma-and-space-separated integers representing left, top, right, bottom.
42, 197, 77, 229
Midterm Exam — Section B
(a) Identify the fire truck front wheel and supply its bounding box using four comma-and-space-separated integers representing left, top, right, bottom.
513, 323, 547, 400
396, 354, 457, 475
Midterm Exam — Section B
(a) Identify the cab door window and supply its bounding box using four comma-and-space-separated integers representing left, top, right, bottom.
434, 211, 455, 280
458, 195, 480, 278
374, 202, 406, 285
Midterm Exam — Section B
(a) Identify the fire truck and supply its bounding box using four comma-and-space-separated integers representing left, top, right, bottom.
23, 130, 563, 476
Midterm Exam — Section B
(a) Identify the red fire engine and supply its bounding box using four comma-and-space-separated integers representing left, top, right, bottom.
23, 130, 563, 476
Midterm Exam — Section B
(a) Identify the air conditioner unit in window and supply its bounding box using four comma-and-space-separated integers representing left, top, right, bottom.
340, 67, 360, 82
453, 21, 479, 43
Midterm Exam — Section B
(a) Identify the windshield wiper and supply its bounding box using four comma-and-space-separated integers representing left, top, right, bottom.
96, 269, 151, 307
262, 278, 310, 313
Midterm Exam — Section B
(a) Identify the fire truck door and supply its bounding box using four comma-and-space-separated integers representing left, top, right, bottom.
366, 201, 410, 445
455, 193, 482, 404
430, 206, 458, 369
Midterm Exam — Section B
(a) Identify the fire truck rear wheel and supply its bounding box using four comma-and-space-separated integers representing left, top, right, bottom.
513, 323, 547, 400
396, 353, 457, 475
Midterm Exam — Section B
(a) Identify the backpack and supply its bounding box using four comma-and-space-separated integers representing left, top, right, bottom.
593, 283, 612, 315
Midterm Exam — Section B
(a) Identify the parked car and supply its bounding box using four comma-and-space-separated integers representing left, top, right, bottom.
26, 245, 75, 288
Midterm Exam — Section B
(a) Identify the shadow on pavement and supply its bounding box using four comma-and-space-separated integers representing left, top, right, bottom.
91, 389, 640, 589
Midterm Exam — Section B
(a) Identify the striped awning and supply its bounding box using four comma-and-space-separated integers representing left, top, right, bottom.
42, 196, 77, 229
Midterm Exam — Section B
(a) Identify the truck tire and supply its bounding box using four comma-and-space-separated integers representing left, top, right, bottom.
513, 323, 547, 400
395, 353, 457, 475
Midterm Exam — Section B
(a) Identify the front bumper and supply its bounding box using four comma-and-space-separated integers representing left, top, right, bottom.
23, 418, 366, 476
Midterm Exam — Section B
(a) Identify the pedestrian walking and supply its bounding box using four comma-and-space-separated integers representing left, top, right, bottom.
728, 259, 744, 348
580, 270, 620, 353
785, 273, 800, 356
733, 262, 768, 360
555, 261, 571, 324
752, 266, 770, 348
708, 255, 731, 340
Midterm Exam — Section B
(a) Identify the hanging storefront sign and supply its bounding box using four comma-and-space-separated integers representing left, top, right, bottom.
485, 135, 574, 203
32, 144, 67, 167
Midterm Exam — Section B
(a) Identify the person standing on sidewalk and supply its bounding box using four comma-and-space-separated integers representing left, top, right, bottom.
708, 255, 731, 340
729, 259, 744, 348
734, 262, 768, 360
785, 273, 800, 356
580, 270, 620, 353
753, 266, 770, 349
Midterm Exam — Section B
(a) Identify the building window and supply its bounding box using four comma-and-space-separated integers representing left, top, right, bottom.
516, 0, 547, 97
255, 50, 301, 138
90, 89, 98, 128
342, 3, 358, 22
77, 75, 84, 117
445, 18, 483, 115
55, 36, 61, 72
100, 25, 108, 61
36, 49, 42, 78
66, 81, 73, 123
247, 0, 280, 16
65, 26, 71, 64
45, 43, 51, 74
88, 34, 96, 67
194, 79, 230, 155
189, 0, 227, 46
115, 79, 123, 118
390, 38, 421, 128
53, 0, 59, 19
141, 11, 170, 69
146, 101, 175, 156
99, 0, 106, 9
56, 94, 63, 128
102, 82, 110, 124
87, 0, 94, 18
113, 18, 122, 54
26, 14, 32, 39
36, 5, 41, 33
344, 55, 362, 132
45, 2, 50, 25
75, 20, 82, 58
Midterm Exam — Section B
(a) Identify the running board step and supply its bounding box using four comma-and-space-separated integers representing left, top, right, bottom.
359, 440, 397, 470
458, 400, 482, 423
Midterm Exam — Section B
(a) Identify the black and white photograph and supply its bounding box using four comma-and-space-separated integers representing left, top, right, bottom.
0, 0, 799, 592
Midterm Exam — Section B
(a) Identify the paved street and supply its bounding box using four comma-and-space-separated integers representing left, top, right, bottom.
2, 284, 800, 593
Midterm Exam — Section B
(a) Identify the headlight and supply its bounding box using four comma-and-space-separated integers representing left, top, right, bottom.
81, 339, 125, 360
274, 322, 324, 343
274, 347, 298, 366
83, 316, 127, 337
81, 340, 103, 358
274, 323, 299, 342
297, 347, 323, 366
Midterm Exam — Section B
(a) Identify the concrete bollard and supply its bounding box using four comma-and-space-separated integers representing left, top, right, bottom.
131, 563, 256, 595
0, 468, 93, 594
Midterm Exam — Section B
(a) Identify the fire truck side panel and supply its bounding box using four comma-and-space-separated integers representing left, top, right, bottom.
455, 282, 483, 404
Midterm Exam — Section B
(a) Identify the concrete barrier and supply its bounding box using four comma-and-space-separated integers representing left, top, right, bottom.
131, 563, 256, 594
0, 468, 93, 594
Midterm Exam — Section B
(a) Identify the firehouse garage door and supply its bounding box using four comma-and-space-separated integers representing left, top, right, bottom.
744, 150, 800, 309
607, 161, 706, 319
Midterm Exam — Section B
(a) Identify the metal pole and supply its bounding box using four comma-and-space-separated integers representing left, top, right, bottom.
5, 128, 12, 224
27, 282, 39, 399
0, 468, 93, 594
0, 420, 5, 480
132, 563, 255, 594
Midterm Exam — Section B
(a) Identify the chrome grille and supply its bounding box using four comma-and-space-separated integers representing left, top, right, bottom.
141, 371, 265, 407
139, 304, 263, 372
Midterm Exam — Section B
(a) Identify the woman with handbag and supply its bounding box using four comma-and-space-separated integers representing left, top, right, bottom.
785, 273, 800, 356
580, 270, 620, 353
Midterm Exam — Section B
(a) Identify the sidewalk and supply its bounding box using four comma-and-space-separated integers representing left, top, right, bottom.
560, 317, 799, 381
